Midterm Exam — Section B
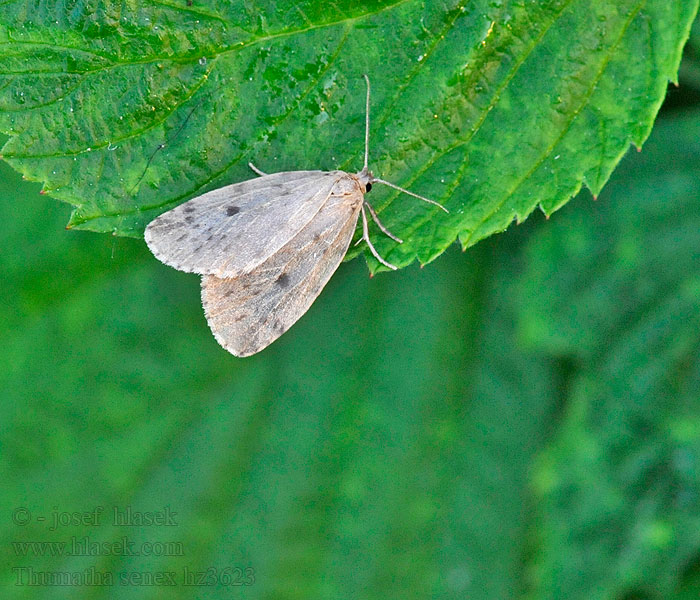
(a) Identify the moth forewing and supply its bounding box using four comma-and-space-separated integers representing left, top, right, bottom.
201, 178, 364, 357
144, 170, 341, 278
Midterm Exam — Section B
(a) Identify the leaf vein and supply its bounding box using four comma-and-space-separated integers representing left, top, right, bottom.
461, 0, 647, 247
4, 60, 216, 158
144, 0, 229, 26
0, 74, 86, 113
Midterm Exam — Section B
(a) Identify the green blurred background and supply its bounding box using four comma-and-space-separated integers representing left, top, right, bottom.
2, 21, 700, 600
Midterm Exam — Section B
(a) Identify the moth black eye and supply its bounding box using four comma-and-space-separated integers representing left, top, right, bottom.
365, 182, 372, 193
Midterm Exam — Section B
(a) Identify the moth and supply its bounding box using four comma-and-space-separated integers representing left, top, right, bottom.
145, 76, 447, 357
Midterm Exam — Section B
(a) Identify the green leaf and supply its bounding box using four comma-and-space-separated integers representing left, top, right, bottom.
0, 0, 697, 271
518, 111, 700, 598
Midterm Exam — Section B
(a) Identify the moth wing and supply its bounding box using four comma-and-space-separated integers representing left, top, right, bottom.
145, 170, 343, 278
200, 183, 363, 357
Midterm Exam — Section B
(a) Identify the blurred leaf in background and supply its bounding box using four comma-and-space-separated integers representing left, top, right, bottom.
3, 4, 700, 600
521, 110, 700, 599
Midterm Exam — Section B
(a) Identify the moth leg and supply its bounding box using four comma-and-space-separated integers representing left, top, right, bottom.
360, 204, 398, 270
364, 201, 403, 244
248, 162, 267, 177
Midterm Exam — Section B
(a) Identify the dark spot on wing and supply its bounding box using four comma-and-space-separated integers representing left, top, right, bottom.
226, 205, 240, 216
224, 289, 235, 298
184, 205, 195, 213
273, 320, 286, 333
185, 215, 194, 223
234, 314, 247, 322
155, 222, 181, 233
312, 233, 321, 241
176, 233, 187, 242
276, 273, 290, 287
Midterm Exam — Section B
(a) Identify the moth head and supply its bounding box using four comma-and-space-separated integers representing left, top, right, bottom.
355, 167, 374, 194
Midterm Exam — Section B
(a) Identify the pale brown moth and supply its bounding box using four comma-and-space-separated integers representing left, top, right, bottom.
145, 75, 447, 357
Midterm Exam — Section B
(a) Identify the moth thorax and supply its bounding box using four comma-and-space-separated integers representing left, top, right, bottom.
354, 168, 373, 194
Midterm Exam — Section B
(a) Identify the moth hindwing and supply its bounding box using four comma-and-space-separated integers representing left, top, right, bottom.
200, 174, 364, 356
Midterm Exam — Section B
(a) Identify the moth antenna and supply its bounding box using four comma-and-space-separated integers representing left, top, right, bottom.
361, 204, 398, 270
130, 101, 201, 195
371, 177, 449, 213
363, 74, 371, 172
364, 201, 403, 243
